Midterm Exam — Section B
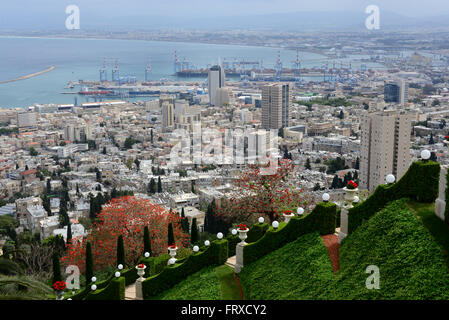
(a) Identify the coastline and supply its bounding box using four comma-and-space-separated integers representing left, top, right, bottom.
0, 66, 56, 85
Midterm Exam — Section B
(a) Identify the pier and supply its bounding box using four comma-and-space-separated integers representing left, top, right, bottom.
0, 66, 56, 85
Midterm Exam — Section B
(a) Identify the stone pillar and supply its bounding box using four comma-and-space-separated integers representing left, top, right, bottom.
338, 187, 357, 244
234, 243, 246, 274
435, 165, 448, 221
135, 279, 143, 300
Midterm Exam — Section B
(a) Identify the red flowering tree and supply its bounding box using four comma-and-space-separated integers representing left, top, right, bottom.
216, 159, 311, 225
62, 196, 189, 272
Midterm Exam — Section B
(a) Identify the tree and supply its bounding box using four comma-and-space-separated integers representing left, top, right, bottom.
117, 235, 125, 267
190, 218, 199, 244
29, 147, 38, 157
134, 158, 140, 170
331, 175, 340, 189
85, 242, 93, 285
354, 157, 360, 170
429, 133, 435, 144
338, 110, 344, 119
305, 158, 312, 170
167, 223, 175, 247
66, 222, 72, 245
148, 178, 156, 194
216, 159, 309, 225
157, 177, 162, 193
143, 226, 152, 256
62, 197, 189, 271
102, 147, 107, 155
52, 251, 62, 285
313, 183, 321, 191
150, 129, 154, 143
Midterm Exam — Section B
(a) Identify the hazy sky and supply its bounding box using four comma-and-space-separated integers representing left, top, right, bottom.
0, 0, 448, 18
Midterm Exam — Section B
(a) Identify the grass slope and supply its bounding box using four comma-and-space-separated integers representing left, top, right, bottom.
152, 265, 221, 300
406, 200, 449, 267
239, 232, 335, 300
151, 265, 241, 300
240, 199, 449, 300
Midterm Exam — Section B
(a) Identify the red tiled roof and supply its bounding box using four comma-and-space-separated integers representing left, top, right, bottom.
20, 169, 37, 175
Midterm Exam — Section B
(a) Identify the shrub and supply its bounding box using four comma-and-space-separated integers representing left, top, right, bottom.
117, 235, 125, 267
84, 277, 125, 300
143, 226, 152, 256
190, 218, 199, 244
142, 239, 228, 298
243, 202, 337, 265
348, 161, 440, 234
246, 223, 269, 243
52, 251, 62, 284
85, 242, 93, 285
167, 223, 175, 246
445, 170, 449, 224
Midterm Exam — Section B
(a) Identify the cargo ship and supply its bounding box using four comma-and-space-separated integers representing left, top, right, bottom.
78, 87, 113, 95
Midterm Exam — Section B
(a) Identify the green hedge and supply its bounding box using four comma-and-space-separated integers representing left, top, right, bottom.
246, 223, 269, 243
68, 273, 114, 300
243, 202, 337, 265
83, 277, 125, 300
142, 239, 228, 298
348, 161, 440, 234
226, 234, 239, 257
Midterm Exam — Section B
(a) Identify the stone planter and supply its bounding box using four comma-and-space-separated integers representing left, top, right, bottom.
238, 228, 248, 244
283, 213, 294, 224
343, 187, 358, 203
135, 265, 147, 282
168, 246, 178, 259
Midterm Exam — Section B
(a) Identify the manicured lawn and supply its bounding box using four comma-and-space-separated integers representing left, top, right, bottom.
239, 232, 335, 300
406, 200, 449, 267
215, 265, 242, 300
239, 199, 449, 300
151, 265, 221, 300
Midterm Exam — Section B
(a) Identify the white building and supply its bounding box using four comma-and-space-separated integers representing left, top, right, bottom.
208, 65, 225, 106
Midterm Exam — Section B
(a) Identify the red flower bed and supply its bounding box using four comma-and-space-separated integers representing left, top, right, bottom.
53, 281, 66, 292
238, 224, 248, 231
346, 180, 358, 190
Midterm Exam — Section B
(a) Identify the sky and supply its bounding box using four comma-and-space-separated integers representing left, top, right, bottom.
0, 0, 448, 30
0, 0, 447, 18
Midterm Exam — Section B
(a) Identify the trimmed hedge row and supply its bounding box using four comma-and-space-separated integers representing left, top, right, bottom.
348, 161, 440, 234
226, 223, 269, 257
141, 239, 228, 298
68, 273, 114, 300
83, 277, 125, 300
243, 202, 337, 265
246, 223, 269, 243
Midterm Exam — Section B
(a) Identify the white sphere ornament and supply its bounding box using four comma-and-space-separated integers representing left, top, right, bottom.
272, 221, 279, 229
231, 229, 237, 235
421, 149, 431, 160
91, 276, 97, 282
193, 245, 199, 252
118, 264, 123, 270
115, 272, 121, 278
204, 240, 210, 246
386, 174, 395, 184
168, 258, 176, 265
297, 207, 304, 215
258, 217, 265, 224
91, 284, 97, 291
353, 196, 360, 203
217, 232, 223, 239
144, 252, 150, 258
322, 193, 330, 202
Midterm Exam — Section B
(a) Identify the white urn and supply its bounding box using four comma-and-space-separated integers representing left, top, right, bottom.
283, 212, 294, 224
237, 227, 248, 244
343, 187, 358, 203
135, 264, 147, 281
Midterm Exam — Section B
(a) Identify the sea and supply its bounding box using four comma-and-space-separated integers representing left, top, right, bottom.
0, 36, 385, 108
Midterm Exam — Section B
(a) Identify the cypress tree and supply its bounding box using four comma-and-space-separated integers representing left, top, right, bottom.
143, 226, 152, 256
167, 223, 175, 246
117, 235, 125, 267
157, 177, 162, 193
85, 242, 94, 285
66, 222, 72, 245
52, 251, 62, 284
180, 208, 188, 233
190, 218, 199, 244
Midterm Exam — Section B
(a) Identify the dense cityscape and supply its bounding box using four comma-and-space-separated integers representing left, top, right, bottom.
0, 0, 449, 309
